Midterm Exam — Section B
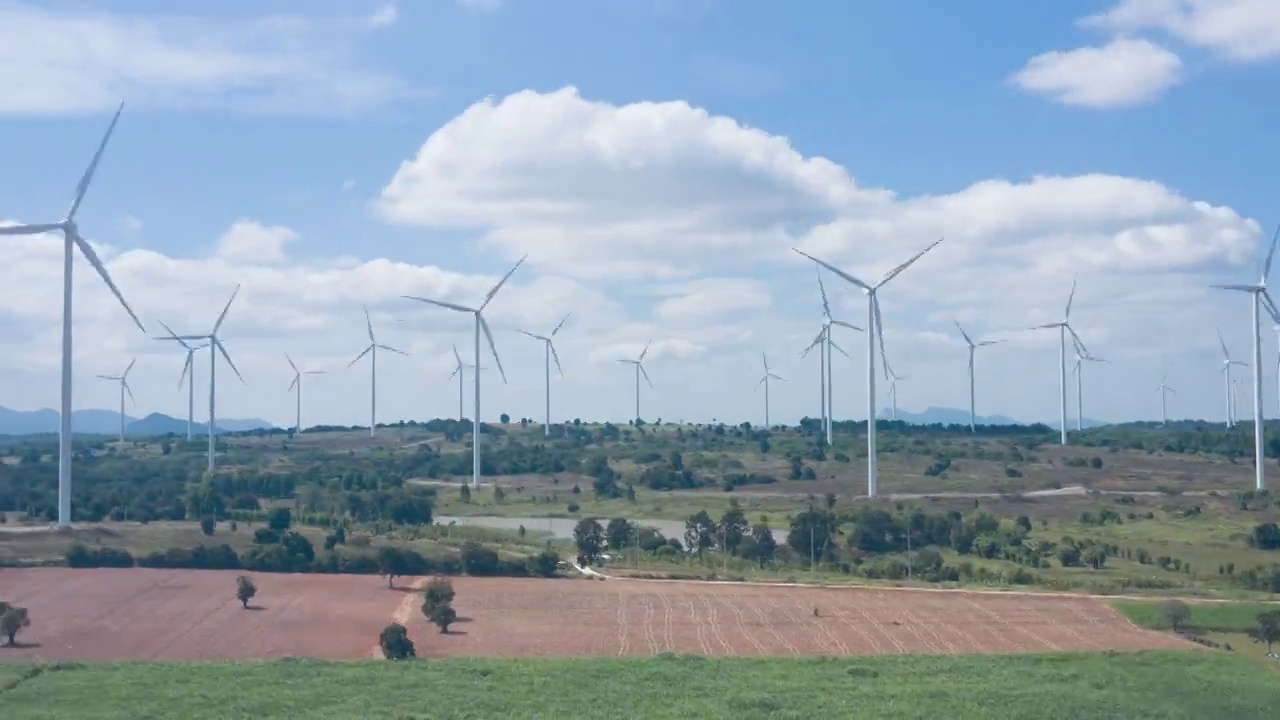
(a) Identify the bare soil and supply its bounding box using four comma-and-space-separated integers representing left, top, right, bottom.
0, 569, 1190, 662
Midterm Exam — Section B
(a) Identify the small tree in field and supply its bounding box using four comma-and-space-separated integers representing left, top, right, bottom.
0, 602, 30, 646
379, 622, 416, 659
200, 516, 216, 536
429, 604, 457, 634
1249, 611, 1280, 655
236, 575, 257, 609
1158, 600, 1191, 632
421, 577, 457, 634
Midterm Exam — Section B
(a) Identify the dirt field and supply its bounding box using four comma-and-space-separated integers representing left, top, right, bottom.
0, 569, 1190, 661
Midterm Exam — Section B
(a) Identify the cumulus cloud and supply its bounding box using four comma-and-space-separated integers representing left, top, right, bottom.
367, 3, 398, 28
1083, 0, 1280, 62
214, 220, 298, 265
1009, 38, 1183, 108
0, 2, 417, 115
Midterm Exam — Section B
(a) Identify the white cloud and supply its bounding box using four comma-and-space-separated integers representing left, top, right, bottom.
1083, 0, 1280, 62
368, 3, 399, 28
0, 88, 1271, 428
0, 2, 417, 115
1009, 38, 1183, 108
457, 0, 502, 11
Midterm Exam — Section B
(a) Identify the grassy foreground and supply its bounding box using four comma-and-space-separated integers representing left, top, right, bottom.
2, 652, 1278, 719
1112, 600, 1280, 632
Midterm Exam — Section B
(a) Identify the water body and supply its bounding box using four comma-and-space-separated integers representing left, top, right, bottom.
434, 515, 787, 544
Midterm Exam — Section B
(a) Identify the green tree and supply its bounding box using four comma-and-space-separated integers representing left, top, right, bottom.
235, 575, 257, 609
500, 413, 510, 424
379, 622, 416, 659
684, 510, 717, 554
266, 507, 292, 532
574, 518, 605, 564
199, 516, 216, 536
1158, 600, 1191, 632
377, 546, 410, 588
459, 484, 471, 503
0, 602, 30, 646
605, 518, 635, 551
746, 523, 777, 566
718, 503, 749, 556
429, 604, 457, 633
1249, 611, 1280, 655
528, 549, 560, 577
422, 577, 456, 616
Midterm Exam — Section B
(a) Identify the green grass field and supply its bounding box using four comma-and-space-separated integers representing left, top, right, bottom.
1112, 600, 1280, 632
1, 652, 1277, 719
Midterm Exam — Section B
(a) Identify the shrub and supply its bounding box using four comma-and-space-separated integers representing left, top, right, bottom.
1158, 600, 1191, 631
253, 528, 280, 545
65, 544, 134, 568
266, 508, 292, 532
199, 516, 216, 536
422, 577, 456, 615
379, 622, 416, 659
429, 604, 457, 633
528, 549, 560, 577
0, 602, 30, 646
236, 575, 258, 608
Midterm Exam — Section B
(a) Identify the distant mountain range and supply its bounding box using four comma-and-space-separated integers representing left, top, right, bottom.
880, 406, 1108, 429
0, 406, 276, 437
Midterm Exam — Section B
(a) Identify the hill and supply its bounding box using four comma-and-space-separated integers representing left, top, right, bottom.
0, 406, 275, 437
881, 405, 1107, 428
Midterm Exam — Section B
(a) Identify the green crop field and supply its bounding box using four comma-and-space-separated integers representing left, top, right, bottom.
2, 652, 1278, 720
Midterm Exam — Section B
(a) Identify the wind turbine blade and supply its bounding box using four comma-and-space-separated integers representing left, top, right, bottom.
95, 374, 115, 380
452, 343, 463, 368
156, 320, 190, 348
954, 320, 975, 347
377, 344, 409, 356
0, 223, 63, 235
481, 255, 527, 310
1211, 283, 1259, 291
638, 340, 652, 363
70, 231, 146, 333
1029, 323, 1061, 330
639, 363, 654, 389
284, 352, 298, 373
1064, 277, 1077, 320
403, 295, 475, 314
216, 339, 245, 383
66, 101, 123, 221
212, 284, 241, 335
816, 268, 832, 319
873, 293, 886, 357
551, 312, 571, 336
479, 315, 508, 383
1066, 326, 1088, 356
449, 366, 461, 379
801, 329, 825, 357
517, 329, 540, 340
1262, 290, 1280, 325
1265, 224, 1280, 280
123, 357, 136, 377
1168, 387, 1177, 395
364, 306, 375, 342
830, 319, 864, 332
549, 341, 564, 377
829, 339, 852, 360
349, 345, 372, 367
977, 339, 1005, 347
762, 351, 769, 373
768, 372, 785, 381
877, 237, 943, 287
123, 380, 135, 404
793, 249, 872, 291
306, 370, 327, 375
288, 376, 298, 391
179, 352, 192, 389
1217, 328, 1230, 359
616, 359, 634, 365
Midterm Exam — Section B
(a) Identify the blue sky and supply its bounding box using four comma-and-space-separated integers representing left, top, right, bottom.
2, 0, 1280, 430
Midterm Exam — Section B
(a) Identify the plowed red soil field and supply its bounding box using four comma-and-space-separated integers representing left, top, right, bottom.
0, 568, 1190, 661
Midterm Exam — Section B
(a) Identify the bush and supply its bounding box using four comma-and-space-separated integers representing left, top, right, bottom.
429, 604, 457, 633
253, 528, 280, 545
236, 575, 257, 608
266, 507, 292, 532
199, 516, 216, 536
0, 602, 30, 646
65, 544, 134, 568
422, 577, 456, 615
379, 622, 416, 659
528, 549, 559, 577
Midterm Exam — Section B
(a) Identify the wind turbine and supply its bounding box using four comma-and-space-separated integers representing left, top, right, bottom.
164, 335, 209, 441
285, 354, 326, 435
96, 358, 136, 443
517, 313, 571, 437
1027, 279, 1087, 445
1212, 227, 1280, 491
403, 256, 525, 488
1156, 375, 1176, 426
954, 321, 1005, 432
794, 237, 944, 497
1215, 329, 1248, 429
2, 102, 147, 527
884, 360, 905, 421
812, 270, 863, 444
618, 341, 654, 424
349, 307, 408, 438
155, 286, 244, 472
1070, 343, 1105, 432
801, 325, 850, 439
448, 344, 482, 422
756, 353, 784, 427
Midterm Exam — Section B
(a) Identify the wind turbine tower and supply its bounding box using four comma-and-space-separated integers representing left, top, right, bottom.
1156, 376, 1176, 426
1215, 329, 1248, 429
618, 341, 654, 424
884, 360, 905, 421
517, 313, 571, 437
757, 353, 784, 427
285, 353, 326, 434
794, 237, 943, 498
954, 321, 1004, 432
404, 256, 525, 487
811, 271, 862, 444
349, 307, 408, 438
1070, 343, 1105, 431
802, 326, 849, 440
448, 344, 481, 421
156, 286, 245, 472
1, 102, 147, 527
96, 358, 136, 443
1028, 279, 1087, 445
161, 334, 209, 441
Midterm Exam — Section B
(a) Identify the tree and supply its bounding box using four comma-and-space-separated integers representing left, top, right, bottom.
199, 516, 216, 536
422, 577, 456, 616
573, 518, 605, 564
429, 604, 457, 633
266, 507, 292, 532
0, 602, 30, 646
1249, 611, 1280, 655
746, 524, 777, 566
718, 504, 749, 556
684, 510, 717, 554
528, 549, 560, 577
377, 546, 409, 588
459, 484, 471, 503
379, 622, 416, 659
605, 518, 635, 551
235, 575, 257, 609
1158, 600, 1191, 632
500, 413, 511, 424
1252, 522, 1280, 550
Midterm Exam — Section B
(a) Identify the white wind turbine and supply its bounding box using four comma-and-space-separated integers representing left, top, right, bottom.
164, 335, 209, 441
1215, 329, 1248, 429
349, 307, 409, 438
404, 256, 525, 488
795, 238, 944, 498
810, 270, 862, 444
801, 325, 850, 439
1070, 342, 1105, 432
285, 354, 326, 435
954, 321, 1005, 432
1156, 375, 1176, 426
1212, 227, 1280, 492
884, 359, 905, 421
618, 341, 654, 424
447, 344, 484, 422
155, 286, 244, 472
518, 313, 571, 437
2, 102, 147, 527
96, 358, 136, 443
756, 353, 784, 427
1027, 279, 1087, 445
